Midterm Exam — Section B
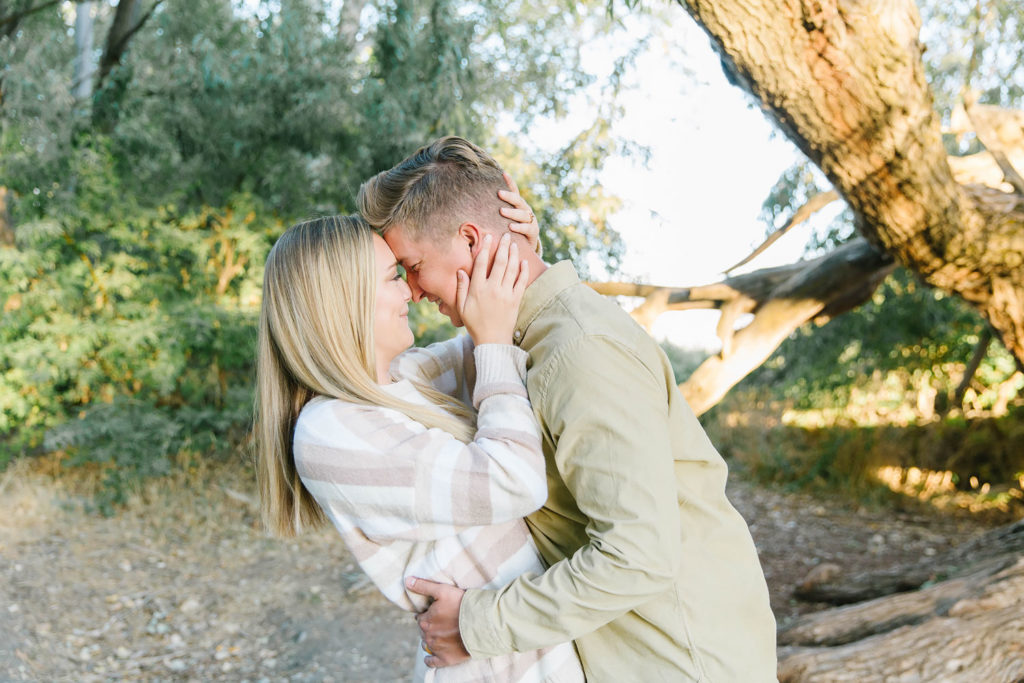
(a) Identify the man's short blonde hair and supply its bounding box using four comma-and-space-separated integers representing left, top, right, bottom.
358, 136, 507, 239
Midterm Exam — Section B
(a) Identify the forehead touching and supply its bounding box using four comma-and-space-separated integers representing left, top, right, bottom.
372, 233, 399, 270
383, 223, 440, 265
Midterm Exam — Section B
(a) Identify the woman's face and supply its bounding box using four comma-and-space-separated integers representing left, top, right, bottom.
372, 233, 415, 370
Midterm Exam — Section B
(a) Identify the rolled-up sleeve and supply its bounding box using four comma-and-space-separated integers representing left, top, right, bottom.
460, 335, 682, 655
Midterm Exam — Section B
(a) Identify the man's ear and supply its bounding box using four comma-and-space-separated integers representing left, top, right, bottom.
457, 223, 485, 256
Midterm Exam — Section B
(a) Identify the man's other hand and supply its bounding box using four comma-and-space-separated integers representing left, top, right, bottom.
405, 577, 471, 668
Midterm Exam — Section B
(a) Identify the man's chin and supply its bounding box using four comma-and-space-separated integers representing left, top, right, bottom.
439, 306, 463, 328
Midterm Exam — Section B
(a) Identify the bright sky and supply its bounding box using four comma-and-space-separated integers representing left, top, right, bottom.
524, 12, 843, 350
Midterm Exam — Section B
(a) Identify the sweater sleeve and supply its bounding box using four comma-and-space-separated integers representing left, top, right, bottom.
294, 344, 544, 542
389, 334, 475, 404
459, 335, 682, 655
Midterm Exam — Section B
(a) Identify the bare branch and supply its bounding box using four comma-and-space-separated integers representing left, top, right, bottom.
988, 150, 1024, 196
951, 327, 993, 411
724, 190, 839, 275
964, 100, 1024, 196
0, 0, 64, 39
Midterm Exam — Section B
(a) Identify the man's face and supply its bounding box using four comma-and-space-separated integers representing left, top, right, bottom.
384, 224, 474, 327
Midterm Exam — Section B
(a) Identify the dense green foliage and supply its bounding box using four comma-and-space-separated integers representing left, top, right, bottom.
0, 0, 630, 495
737, 269, 1022, 412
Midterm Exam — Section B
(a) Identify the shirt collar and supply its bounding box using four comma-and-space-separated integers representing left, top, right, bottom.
513, 260, 580, 346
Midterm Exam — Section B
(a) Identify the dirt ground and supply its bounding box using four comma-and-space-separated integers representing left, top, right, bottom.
0, 456, 1001, 682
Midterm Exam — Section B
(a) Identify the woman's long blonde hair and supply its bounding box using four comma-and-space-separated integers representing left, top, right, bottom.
254, 215, 475, 537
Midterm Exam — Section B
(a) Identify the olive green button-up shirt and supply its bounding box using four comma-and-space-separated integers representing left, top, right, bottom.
459, 261, 777, 682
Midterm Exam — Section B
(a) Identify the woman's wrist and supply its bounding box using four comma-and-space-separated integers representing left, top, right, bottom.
471, 344, 529, 409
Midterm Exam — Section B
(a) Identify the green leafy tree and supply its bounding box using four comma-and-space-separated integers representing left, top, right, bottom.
0, 0, 635, 494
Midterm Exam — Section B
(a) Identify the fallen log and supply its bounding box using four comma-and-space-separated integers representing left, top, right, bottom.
778, 557, 1024, 682
794, 518, 1024, 605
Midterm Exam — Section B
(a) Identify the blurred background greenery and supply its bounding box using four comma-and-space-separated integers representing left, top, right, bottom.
1, 0, 1021, 515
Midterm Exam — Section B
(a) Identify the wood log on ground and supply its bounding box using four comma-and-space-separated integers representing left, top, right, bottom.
794, 518, 1024, 605
777, 523, 1024, 681
777, 558, 1024, 682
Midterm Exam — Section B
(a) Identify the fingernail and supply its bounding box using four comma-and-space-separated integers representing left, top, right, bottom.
484, 234, 492, 243
501, 233, 510, 242
405, 577, 415, 589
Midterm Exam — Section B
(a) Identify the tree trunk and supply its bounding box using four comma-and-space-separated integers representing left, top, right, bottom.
95, 0, 141, 91
92, 0, 161, 129
0, 186, 13, 247
72, 1, 95, 102
677, 0, 1024, 366
338, 0, 367, 49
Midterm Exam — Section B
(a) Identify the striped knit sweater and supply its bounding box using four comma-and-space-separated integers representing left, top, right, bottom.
293, 336, 584, 683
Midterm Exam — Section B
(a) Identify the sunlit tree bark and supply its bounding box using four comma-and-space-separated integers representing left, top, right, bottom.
675, 0, 1024, 364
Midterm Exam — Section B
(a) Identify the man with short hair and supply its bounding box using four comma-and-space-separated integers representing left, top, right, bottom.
358, 136, 777, 681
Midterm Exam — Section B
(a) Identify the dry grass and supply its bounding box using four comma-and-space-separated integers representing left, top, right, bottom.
704, 398, 1024, 522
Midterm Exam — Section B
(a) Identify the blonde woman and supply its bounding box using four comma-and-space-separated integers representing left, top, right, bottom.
253, 202, 584, 679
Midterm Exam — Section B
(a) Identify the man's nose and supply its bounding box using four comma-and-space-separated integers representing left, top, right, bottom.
407, 274, 425, 302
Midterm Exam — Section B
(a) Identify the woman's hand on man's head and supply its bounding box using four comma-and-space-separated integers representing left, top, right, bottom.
498, 172, 542, 256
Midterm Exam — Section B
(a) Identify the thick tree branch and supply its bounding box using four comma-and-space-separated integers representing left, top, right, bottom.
0, 0, 64, 39
792, 519, 1024, 608
779, 563, 1024, 682
676, 0, 1024, 365
589, 239, 894, 415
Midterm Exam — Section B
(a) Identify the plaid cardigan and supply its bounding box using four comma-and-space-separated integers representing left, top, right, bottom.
293, 337, 583, 683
